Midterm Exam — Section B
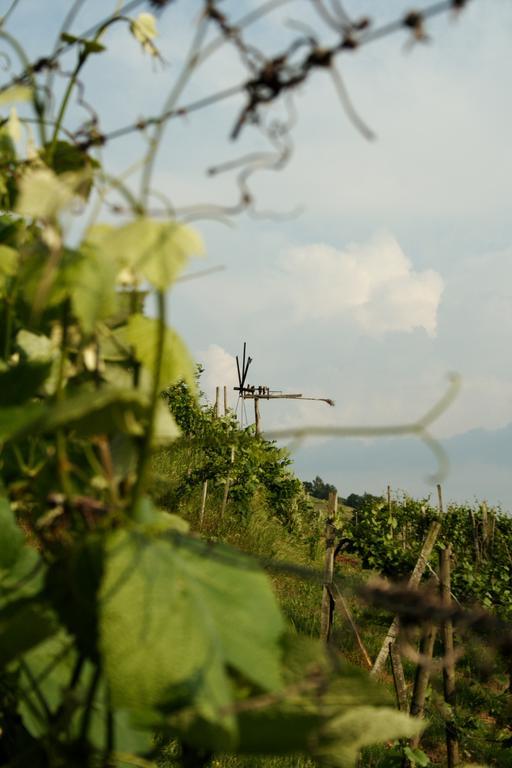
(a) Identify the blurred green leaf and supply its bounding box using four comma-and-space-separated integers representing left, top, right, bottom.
71, 245, 118, 334
0, 597, 58, 667
119, 314, 196, 393
87, 218, 203, 290
99, 530, 285, 744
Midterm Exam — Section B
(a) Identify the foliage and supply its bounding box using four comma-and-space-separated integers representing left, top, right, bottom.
344, 492, 512, 620
0, 6, 425, 767
160, 376, 314, 531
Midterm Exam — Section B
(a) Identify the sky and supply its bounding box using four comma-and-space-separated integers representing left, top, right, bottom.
3, 0, 512, 508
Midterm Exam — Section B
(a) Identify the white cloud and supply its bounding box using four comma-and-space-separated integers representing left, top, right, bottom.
279, 232, 444, 336
198, 344, 238, 406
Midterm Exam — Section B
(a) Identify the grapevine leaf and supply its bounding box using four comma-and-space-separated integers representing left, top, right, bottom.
119, 314, 196, 393
0, 86, 32, 106
317, 707, 423, 767
99, 530, 285, 743
42, 388, 148, 437
71, 245, 118, 334
0, 244, 17, 295
0, 597, 59, 667
16, 168, 91, 219
87, 218, 203, 289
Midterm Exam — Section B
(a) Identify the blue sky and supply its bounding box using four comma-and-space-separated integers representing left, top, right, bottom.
3, 0, 512, 507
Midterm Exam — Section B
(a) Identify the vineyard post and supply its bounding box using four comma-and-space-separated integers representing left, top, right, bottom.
437, 483, 444, 514
199, 479, 208, 529
223, 385, 228, 415
409, 620, 438, 748
440, 546, 459, 768
371, 521, 442, 676
220, 445, 235, 520
214, 386, 220, 417
389, 642, 408, 712
254, 396, 261, 436
320, 489, 337, 642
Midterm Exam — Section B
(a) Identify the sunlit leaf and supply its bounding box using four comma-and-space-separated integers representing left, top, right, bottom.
87, 218, 203, 290
153, 398, 180, 444
99, 530, 285, 743
318, 707, 423, 767
16, 168, 90, 219
6, 107, 21, 143
0, 243, 18, 295
130, 12, 159, 56
71, 245, 118, 334
0, 85, 32, 106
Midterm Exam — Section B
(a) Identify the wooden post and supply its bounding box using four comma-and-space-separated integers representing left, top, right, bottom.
409, 622, 437, 748
440, 546, 459, 768
199, 479, 208, 529
389, 643, 408, 712
320, 490, 337, 642
220, 446, 235, 520
437, 483, 444, 514
214, 386, 220, 417
254, 396, 261, 436
223, 385, 228, 415
371, 521, 441, 676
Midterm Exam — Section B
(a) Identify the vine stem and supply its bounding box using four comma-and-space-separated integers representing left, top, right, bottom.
47, 49, 87, 162
130, 289, 166, 516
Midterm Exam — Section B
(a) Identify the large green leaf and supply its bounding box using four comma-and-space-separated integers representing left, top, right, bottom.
99, 530, 285, 744
118, 314, 196, 392
87, 218, 203, 290
42, 387, 148, 437
71, 245, 118, 334
0, 597, 58, 667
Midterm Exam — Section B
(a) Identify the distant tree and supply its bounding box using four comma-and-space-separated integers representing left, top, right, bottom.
303, 475, 337, 500
344, 492, 384, 511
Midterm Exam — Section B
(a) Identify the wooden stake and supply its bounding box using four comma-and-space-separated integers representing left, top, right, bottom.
220, 446, 235, 520
371, 521, 441, 676
440, 546, 459, 768
320, 490, 337, 642
223, 385, 228, 415
389, 643, 408, 712
214, 387, 220, 417
254, 396, 261, 436
409, 622, 437, 747
199, 479, 208, 529
437, 483, 444, 514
